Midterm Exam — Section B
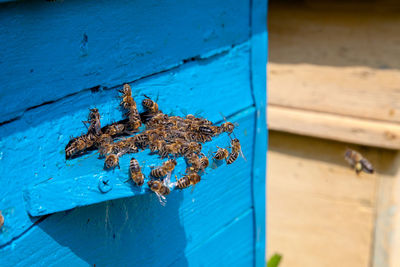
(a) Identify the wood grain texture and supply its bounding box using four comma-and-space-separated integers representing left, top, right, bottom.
268, 104, 400, 150
0, 0, 249, 122
0, 43, 253, 246
268, 3, 400, 148
268, 63, 400, 124
267, 131, 379, 267
0, 0, 268, 265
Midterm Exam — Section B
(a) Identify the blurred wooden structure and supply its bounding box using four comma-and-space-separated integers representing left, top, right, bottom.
267, 1, 400, 266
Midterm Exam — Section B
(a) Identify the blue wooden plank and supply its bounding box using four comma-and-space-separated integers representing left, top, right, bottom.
0, 111, 254, 266
0, 43, 253, 246
24, 106, 255, 216
250, 0, 268, 266
0, 0, 249, 122
172, 209, 254, 267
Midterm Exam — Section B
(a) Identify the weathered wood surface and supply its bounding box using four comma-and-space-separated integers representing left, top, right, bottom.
0, 0, 249, 123
268, 2, 400, 149
0, 43, 253, 245
24, 106, 255, 216
267, 131, 378, 267
0, 0, 267, 265
269, 104, 400, 150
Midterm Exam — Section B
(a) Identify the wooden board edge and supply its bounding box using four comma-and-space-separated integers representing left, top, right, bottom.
268, 104, 400, 150
251, 0, 268, 266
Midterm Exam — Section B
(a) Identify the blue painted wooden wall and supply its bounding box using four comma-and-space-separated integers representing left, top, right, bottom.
0, 0, 267, 266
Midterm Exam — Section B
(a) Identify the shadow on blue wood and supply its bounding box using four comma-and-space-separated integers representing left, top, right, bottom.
0, 0, 267, 265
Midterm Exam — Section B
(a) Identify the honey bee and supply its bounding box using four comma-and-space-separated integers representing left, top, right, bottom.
150, 159, 177, 178
83, 108, 102, 136
187, 142, 202, 155
159, 142, 184, 158
65, 135, 89, 159
147, 179, 171, 205
142, 95, 159, 113
119, 83, 132, 96
133, 133, 149, 149
221, 122, 235, 134
227, 138, 245, 165
129, 158, 144, 186
175, 172, 201, 189
213, 147, 229, 161
199, 154, 209, 170
104, 154, 120, 169
103, 123, 125, 136
344, 149, 374, 174
119, 84, 135, 110
124, 142, 139, 154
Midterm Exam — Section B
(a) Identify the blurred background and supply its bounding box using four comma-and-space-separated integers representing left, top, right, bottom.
266, 0, 400, 266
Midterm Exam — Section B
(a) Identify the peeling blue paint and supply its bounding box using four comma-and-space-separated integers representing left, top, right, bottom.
0, 0, 267, 266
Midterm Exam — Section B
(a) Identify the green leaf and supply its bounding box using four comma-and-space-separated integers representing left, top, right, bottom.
267, 253, 282, 267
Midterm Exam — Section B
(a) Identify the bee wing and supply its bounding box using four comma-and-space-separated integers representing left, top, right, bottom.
239, 149, 247, 162
211, 159, 220, 169
155, 192, 167, 206
164, 172, 172, 187
360, 159, 374, 174
190, 184, 197, 194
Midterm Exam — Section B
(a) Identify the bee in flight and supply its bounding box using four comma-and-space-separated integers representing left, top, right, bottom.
344, 149, 374, 175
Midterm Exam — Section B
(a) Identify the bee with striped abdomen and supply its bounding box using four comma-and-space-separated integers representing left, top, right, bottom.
226, 138, 245, 165
213, 147, 229, 161
175, 172, 201, 190
150, 159, 177, 178
129, 158, 144, 186
142, 95, 159, 113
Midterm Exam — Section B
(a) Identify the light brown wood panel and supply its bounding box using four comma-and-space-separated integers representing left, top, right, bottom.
268, 63, 400, 124
268, 104, 400, 150
267, 131, 387, 267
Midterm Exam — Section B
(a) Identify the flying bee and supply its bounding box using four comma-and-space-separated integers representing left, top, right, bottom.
129, 158, 144, 186
142, 95, 159, 113
104, 154, 120, 169
344, 149, 374, 174
147, 179, 171, 206
213, 147, 229, 161
175, 172, 201, 190
150, 159, 177, 178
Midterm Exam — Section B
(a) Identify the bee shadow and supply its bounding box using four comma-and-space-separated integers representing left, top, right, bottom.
37, 192, 188, 266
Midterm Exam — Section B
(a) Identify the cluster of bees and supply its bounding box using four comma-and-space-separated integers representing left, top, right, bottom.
65, 84, 244, 204
344, 148, 374, 175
